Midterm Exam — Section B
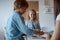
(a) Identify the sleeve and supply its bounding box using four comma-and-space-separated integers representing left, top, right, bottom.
14, 14, 34, 36
56, 14, 60, 21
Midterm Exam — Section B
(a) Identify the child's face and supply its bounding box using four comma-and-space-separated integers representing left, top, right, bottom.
29, 11, 36, 20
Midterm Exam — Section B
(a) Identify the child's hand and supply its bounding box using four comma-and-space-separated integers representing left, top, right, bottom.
34, 30, 44, 35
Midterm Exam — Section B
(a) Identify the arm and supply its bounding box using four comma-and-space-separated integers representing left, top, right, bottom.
15, 15, 34, 36
51, 21, 60, 40
51, 14, 60, 40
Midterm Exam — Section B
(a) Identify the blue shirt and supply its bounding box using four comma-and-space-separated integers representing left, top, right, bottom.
25, 21, 41, 31
6, 11, 34, 40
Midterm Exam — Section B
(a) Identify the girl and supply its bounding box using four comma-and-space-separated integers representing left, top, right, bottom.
25, 9, 41, 31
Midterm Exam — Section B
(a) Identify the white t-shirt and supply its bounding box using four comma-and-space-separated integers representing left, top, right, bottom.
56, 13, 60, 21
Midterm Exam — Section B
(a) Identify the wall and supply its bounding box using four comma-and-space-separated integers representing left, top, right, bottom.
39, 0, 55, 31
0, 0, 14, 40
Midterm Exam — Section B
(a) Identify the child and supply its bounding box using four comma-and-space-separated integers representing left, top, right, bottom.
25, 9, 41, 31
6, 0, 44, 40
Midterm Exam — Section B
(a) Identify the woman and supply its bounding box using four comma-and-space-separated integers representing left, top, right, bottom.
6, 0, 44, 40
6, 0, 34, 40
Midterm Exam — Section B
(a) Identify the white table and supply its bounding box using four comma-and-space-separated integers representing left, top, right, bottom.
24, 36, 46, 40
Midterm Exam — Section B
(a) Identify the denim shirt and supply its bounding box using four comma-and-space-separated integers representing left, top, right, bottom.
6, 11, 34, 40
